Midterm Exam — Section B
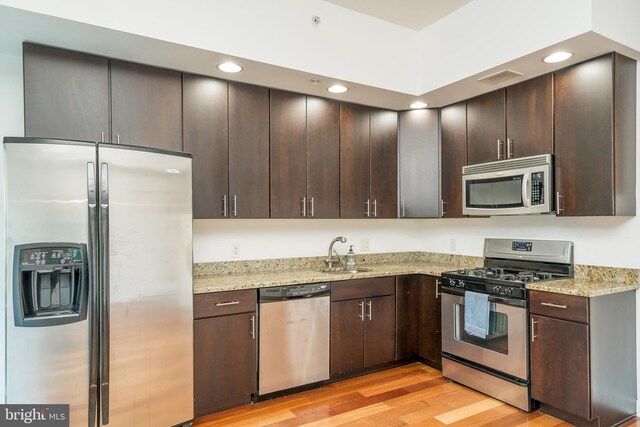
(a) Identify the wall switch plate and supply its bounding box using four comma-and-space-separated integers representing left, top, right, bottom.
360, 239, 370, 252
231, 244, 241, 258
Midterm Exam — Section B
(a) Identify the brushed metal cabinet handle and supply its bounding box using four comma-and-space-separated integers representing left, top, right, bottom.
301, 196, 306, 217
364, 199, 370, 217
100, 131, 104, 143
540, 302, 568, 309
215, 301, 240, 307
435, 279, 441, 299
250, 315, 256, 340
441, 199, 447, 217
366, 300, 372, 320
222, 195, 228, 217
531, 318, 538, 342
309, 197, 314, 217
401, 200, 405, 218
372, 199, 377, 218
116, 134, 120, 145
497, 139, 503, 160
233, 195, 238, 217
556, 192, 564, 214
507, 138, 514, 159
358, 301, 364, 321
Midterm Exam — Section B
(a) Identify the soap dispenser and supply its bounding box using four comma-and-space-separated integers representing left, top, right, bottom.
345, 245, 356, 269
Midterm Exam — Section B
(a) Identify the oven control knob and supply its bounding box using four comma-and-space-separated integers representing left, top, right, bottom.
458, 280, 465, 288
505, 287, 513, 296
493, 285, 500, 293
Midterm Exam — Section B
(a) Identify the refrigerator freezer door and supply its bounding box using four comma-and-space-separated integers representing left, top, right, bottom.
5, 140, 95, 426
98, 145, 193, 426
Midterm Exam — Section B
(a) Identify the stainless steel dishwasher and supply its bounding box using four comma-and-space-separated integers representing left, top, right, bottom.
258, 283, 330, 396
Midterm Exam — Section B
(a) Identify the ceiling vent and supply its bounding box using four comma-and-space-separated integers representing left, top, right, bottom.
478, 69, 523, 85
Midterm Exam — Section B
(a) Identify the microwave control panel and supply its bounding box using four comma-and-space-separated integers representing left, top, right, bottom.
531, 172, 544, 205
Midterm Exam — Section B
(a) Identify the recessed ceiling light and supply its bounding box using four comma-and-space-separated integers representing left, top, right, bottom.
542, 51, 573, 64
217, 62, 243, 73
327, 85, 348, 94
409, 102, 428, 109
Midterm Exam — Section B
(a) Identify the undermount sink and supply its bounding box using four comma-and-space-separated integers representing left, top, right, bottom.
320, 267, 372, 275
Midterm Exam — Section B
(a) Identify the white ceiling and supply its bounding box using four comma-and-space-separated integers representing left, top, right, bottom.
324, 0, 473, 30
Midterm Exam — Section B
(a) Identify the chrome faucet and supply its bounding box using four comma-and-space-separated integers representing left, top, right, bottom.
325, 236, 347, 269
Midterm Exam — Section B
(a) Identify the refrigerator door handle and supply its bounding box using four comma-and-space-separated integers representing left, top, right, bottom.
87, 162, 100, 427
99, 163, 111, 425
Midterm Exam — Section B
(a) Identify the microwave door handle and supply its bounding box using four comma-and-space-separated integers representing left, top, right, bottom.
522, 173, 531, 208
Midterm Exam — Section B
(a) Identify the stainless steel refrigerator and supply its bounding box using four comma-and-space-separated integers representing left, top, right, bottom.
4, 137, 194, 427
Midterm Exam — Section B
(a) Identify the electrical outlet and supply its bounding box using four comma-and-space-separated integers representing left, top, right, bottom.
231, 244, 241, 258
360, 239, 370, 252
450, 238, 456, 252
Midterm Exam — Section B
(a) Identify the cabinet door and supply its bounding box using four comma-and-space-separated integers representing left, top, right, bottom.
369, 108, 398, 218
396, 276, 420, 360
270, 90, 307, 218
399, 109, 440, 218
228, 82, 270, 218
530, 314, 590, 419
340, 103, 370, 218
330, 299, 364, 376
111, 60, 182, 151
467, 89, 506, 165
505, 74, 553, 158
182, 74, 229, 218
364, 295, 396, 368
23, 43, 109, 142
194, 312, 257, 416
554, 55, 614, 216
307, 96, 340, 218
419, 276, 442, 368
440, 101, 467, 218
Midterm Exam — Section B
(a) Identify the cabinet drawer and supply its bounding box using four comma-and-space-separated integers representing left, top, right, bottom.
529, 290, 589, 323
331, 277, 395, 302
194, 289, 256, 319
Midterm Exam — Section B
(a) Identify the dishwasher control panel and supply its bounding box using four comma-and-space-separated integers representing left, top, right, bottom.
260, 283, 330, 300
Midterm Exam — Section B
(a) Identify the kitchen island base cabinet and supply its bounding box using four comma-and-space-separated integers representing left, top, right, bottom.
530, 290, 636, 427
193, 290, 257, 417
330, 278, 396, 377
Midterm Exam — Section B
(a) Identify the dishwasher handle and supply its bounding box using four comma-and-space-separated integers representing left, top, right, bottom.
259, 284, 331, 302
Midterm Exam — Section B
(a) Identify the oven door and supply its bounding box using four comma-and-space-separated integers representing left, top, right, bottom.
441, 292, 528, 380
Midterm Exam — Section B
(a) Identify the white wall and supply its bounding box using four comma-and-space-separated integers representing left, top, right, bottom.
0, 51, 25, 404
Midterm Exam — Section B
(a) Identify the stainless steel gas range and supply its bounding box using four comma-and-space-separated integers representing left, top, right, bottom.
440, 238, 574, 412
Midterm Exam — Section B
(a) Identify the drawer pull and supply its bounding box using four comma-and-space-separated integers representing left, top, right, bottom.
540, 302, 567, 309
531, 318, 538, 342
215, 301, 240, 307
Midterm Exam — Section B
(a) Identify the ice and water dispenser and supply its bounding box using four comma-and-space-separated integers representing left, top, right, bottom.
13, 243, 88, 327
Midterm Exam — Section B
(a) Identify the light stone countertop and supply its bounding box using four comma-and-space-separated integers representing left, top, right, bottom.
193, 253, 638, 297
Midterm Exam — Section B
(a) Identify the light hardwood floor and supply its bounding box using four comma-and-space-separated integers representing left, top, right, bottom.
194, 363, 639, 427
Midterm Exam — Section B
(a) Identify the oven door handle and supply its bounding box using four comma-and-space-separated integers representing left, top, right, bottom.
441, 288, 526, 308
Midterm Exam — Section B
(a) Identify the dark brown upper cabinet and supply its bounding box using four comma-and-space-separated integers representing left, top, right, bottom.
110, 60, 182, 151
228, 82, 270, 218
467, 89, 506, 165
270, 91, 340, 218
554, 53, 636, 217
307, 96, 341, 218
440, 101, 467, 218
340, 103, 397, 218
182, 74, 229, 219
23, 43, 110, 143
369, 108, 398, 218
505, 74, 553, 158
467, 74, 553, 165
398, 109, 440, 218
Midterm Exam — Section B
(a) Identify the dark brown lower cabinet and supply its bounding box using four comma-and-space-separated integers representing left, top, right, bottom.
396, 275, 441, 368
330, 278, 396, 377
530, 290, 636, 427
193, 291, 257, 416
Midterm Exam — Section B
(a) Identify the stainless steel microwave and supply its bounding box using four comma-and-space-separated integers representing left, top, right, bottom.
462, 154, 554, 216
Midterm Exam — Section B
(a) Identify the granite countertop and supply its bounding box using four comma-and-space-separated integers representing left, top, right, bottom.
193, 252, 638, 298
